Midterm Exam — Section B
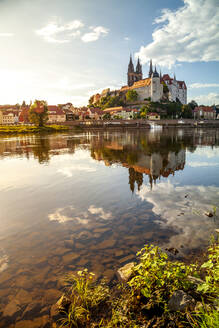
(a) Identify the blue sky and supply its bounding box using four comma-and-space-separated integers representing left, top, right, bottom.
0, 0, 218, 106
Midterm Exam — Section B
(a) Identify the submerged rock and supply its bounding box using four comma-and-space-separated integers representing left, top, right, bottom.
168, 290, 195, 312
117, 262, 135, 281
205, 211, 213, 217
3, 299, 21, 318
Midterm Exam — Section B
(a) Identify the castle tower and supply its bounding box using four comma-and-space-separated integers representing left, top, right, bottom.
135, 57, 143, 80
127, 55, 143, 86
151, 65, 163, 102
127, 55, 135, 86
148, 59, 153, 78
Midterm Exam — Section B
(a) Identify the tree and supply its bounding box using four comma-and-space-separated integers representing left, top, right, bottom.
28, 100, 48, 127
103, 113, 111, 120
126, 90, 138, 102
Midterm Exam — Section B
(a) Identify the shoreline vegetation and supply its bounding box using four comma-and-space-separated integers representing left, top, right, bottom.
0, 125, 69, 134
53, 237, 219, 328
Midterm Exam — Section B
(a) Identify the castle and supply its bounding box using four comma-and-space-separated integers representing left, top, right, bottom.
126, 56, 187, 104
90, 55, 187, 106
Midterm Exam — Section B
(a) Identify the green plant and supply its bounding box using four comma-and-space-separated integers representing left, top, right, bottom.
188, 301, 219, 328
128, 245, 197, 309
59, 269, 109, 327
196, 239, 219, 295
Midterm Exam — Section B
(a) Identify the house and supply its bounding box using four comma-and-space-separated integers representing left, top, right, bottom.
162, 74, 187, 104
194, 106, 216, 120
47, 106, 66, 123
103, 106, 138, 119
146, 112, 160, 120
1, 111, 18, 124
87, 108, 104, 120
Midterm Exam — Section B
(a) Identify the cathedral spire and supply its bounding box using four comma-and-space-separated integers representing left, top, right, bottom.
128, 54, 134, 73
136, 57, 142, 74
148, 59, 153, 77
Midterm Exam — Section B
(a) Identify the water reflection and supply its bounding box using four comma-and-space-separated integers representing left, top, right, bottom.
0, 129, 219, 325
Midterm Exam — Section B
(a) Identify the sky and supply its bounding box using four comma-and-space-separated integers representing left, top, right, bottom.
0, 0, 218, 106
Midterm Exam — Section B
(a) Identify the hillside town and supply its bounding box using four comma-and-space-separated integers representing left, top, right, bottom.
0, 58, 219, 124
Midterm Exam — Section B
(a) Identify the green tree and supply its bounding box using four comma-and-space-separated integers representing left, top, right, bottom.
103, 113, 111, 120
126, 89, 138, 102
28, 100, 48, 127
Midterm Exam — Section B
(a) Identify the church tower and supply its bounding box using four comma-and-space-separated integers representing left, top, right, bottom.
148, 59, 153, 77
127, 55, 143, 86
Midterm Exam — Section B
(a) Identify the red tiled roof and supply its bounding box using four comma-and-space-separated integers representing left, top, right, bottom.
47, 106, 65, 115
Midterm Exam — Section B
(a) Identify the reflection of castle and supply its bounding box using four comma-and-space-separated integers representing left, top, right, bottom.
125, 150, 185, 191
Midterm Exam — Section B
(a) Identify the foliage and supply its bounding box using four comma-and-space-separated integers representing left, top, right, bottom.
162, 82, 169, 93
128, 245, 197, 309
196, 238, 219, 295
181, 105, 193, 118
0, 124, 68, 134
28, 100, 48, 127
126, 90, 138, 102
102, 113, 111, 120
58, 241, 218, 328
98, 95, 124, 110
188, 301, 219, 328
58, 269, 109, 328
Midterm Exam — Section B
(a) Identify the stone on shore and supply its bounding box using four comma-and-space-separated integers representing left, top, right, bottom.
117, 262, 135, 281
168, 290, 195, 312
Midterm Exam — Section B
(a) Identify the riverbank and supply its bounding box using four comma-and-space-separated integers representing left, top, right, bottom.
0, 125, 69, 134
52, 237, 219, 328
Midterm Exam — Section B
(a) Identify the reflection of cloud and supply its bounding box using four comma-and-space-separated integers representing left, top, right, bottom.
0, 250, 9, 273
58, 164, 96, 177
188, 162, 219, 167
193, 148, 219, 159
137, 182, 219, 251
48, 206, 89, 225
48, 204, 113, 225
88, 205, 112, 220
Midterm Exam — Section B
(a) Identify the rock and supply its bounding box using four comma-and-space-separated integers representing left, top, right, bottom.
165, 247, 179, 255
168, 290, 195, 312
15, 315, 49, 328
43, 289, 62, 305
215, 229, 219, 234
205, 211, 213, 217
114, 250, 124, 257
75, 231, 92, 240
119, 254, 135, 264
48, 256, 60, 266
62, 252, 80, 265
97, 239, 116, 249
22, 301, 41, 319
117, 262, 135, 282
3, 299, 21, 317
15, 289, 32, 304
103, 269, 115, 282
50, 295, 70, 322
64, 239, 75, 248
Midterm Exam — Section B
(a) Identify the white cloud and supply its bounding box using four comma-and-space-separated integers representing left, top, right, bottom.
81, 26, 109, 42
124, 37, 130, 41
36, 18, 84, 43
188, 92, 219, 106
136, 0, 219, 67
0, 33, 14, 37
189, 83, 219, 89
88, 205, 112, 220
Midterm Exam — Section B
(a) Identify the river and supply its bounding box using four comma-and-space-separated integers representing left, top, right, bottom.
0, 128, 218, 326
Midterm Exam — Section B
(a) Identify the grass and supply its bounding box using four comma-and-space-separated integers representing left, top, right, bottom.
0, 124, 69, 134
56, 237, 219, 328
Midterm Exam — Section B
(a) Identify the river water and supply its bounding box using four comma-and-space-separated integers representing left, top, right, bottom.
0, 128, 219, 326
